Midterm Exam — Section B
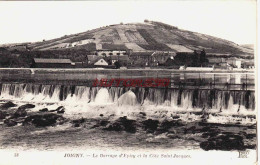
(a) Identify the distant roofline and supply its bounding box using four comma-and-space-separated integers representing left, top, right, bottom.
33, 58, 72, 64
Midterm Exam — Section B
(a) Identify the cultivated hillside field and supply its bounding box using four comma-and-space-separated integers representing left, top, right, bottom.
3, 21, 253, 57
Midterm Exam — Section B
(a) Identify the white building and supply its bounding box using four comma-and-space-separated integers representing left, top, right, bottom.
95, 50, 127, 56
94, 58, 108, 66
185, 67, 214, 71
235, 60, 241, 69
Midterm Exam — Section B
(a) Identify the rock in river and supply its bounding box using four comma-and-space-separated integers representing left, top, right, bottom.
0, 111, 7, 119
104, 116, 137, 133
49, 106, 65, 114
4, 119, 17, 127
39, 108, 48, 112
23, 113, 65, 127
200, 134, 245, 151
18, 104, 35, 110
0, 101, 16, 110
71, 118, 86, 127
142, 119, 159, 133
13, 108, 27, 118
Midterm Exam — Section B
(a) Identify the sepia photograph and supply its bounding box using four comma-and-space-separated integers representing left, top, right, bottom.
0, 0, 257, 164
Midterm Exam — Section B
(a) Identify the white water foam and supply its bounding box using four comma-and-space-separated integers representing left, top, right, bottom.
0, 83, 256, 125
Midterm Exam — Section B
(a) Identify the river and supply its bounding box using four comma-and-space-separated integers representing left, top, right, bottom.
0, 69, 256, 151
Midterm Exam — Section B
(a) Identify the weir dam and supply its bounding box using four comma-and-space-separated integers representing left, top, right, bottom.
0, 69, 255, 114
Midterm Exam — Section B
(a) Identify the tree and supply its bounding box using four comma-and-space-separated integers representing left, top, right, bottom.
192, 50, 199, 66
102, 53, 106, 57
200, 49, 206, 63
114, 61, 121, 69
164, 57, 175, 66
199, 49, 209, 66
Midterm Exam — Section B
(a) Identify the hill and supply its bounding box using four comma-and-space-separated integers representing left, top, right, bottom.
2, 20, 254, 58
241, 44, 254, 50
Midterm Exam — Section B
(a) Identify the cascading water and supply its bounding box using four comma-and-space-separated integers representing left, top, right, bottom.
94, 88, 111, 104
117, 90, 138, 106
0, 83, 255, 114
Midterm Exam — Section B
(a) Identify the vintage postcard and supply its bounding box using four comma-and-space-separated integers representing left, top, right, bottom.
0, 0, 257, 164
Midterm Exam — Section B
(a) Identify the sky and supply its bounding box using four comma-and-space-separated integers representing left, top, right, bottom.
0, 1, 257, 45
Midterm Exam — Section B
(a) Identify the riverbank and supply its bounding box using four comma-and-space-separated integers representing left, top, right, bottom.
0, 68, 255, 74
